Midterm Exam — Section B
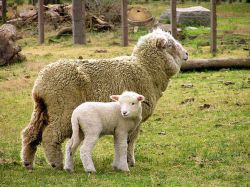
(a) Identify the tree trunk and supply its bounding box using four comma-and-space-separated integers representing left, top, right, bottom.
170, 0, 177, 39
181, 58, 250, 71
210, 0, 217, 54
121, 0, 128, 46
38, 0, 44, 44
72, 0, 84, 44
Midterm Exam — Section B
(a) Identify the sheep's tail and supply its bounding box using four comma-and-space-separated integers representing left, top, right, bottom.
21, 94, 48, 169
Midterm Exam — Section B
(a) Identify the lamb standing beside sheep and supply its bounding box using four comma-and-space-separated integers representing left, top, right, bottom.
21, 29, 188, 170
64, 91, 144, 173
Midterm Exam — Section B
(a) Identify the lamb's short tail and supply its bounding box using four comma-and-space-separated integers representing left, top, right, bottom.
70, 116, 81, 151
21, 94, 48, 170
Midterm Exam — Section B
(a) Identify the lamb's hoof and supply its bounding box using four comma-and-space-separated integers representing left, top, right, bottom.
85, 169, 96, 174
63, 167, 74, 173
113, 165, 130, 172
64, 167, 73, 173
120, 168, 130, 172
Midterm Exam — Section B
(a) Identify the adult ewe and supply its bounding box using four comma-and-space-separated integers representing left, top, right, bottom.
21, 29, 188, 170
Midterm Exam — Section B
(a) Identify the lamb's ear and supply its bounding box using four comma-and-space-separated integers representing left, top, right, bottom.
110, 95, 120, 101
156, 38, 167, 49
137, 95, 145, 102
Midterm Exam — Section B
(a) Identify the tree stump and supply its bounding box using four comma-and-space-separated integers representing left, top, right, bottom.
0, 24, 25, 66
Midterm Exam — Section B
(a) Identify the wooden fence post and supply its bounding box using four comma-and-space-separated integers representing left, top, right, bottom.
121, 0, 128, 46
82, 0, 86, 44
2, 0, 7, 23
38, 0, 44, 44
170, 0, 177, 39
72, 0, 84, 44
210, 0, 217, 54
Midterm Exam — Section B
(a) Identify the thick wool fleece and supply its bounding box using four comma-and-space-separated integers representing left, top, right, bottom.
21, 29, 186, 170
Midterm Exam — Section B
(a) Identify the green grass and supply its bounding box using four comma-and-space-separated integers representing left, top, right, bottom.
1, 69, 249, 186
1, 1, 250, 186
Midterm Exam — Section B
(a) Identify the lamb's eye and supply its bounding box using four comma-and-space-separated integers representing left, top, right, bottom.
131, 102, 135, 105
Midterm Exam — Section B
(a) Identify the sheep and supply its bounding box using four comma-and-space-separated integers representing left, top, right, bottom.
21, 28, 188, 170
64, 91, 145, 173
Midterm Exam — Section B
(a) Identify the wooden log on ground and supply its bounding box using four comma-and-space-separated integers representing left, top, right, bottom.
56, 26, 72, 37
181, 58, 250, 71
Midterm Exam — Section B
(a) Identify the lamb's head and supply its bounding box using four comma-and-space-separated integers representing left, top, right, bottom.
110, 91, 145, 119
133, 28, 188, 67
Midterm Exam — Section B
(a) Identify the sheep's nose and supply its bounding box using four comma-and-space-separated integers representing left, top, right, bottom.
184, 52, 188, 61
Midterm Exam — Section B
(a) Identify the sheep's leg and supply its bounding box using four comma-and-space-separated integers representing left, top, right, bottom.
64, 131, 84, 172
80, 135, 99, 173
21, 99, 48, 170
127, 126, 140, 167
42, 125, 64, 170
21, 138, 38, 170
113, 132, 129, 172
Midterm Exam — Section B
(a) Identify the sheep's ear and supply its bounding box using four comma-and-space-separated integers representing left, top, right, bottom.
166, 39, 174, 48
110, 95, 119, 101
156, 38, 167, 49
137, 95, 145, 102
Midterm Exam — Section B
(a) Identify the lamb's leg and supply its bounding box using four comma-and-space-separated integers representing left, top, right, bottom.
42, 125, 65, 170
80, 135, 99, 173
64, 131, 83, 172
127, 125, 140, 167
113, 132, 129, 172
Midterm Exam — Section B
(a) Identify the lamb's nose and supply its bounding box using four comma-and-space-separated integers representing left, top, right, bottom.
123, 111, 128, 116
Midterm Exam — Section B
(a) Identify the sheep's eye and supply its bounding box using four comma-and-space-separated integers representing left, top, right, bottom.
131, 102, 135, 105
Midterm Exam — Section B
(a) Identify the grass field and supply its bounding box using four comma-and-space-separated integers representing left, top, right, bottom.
1, 1, 250, 186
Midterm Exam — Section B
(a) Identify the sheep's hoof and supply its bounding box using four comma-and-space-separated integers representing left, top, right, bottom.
128, 161, 135, 167
23, 161, 33, 170
51, 163, 63, 170
127, 156, 135, 167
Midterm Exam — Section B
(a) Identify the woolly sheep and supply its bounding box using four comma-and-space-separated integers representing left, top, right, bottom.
21, 28, 188, 170
64, 91, 144, 173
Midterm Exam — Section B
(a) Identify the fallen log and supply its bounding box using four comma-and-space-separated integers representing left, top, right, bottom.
56, 26, 72, 37
181, 57, 250, 71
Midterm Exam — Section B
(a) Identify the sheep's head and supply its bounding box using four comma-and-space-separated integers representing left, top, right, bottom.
133, 28, 188, 66
110, 91, 144, 119
156, 33, 188, 61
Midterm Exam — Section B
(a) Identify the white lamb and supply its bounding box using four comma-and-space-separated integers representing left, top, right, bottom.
64, 91, 145, 173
